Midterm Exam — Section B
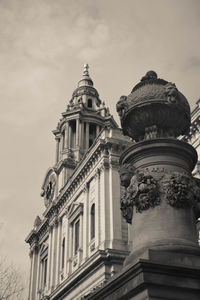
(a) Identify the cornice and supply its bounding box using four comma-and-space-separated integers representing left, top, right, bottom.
50, 248, 129, 300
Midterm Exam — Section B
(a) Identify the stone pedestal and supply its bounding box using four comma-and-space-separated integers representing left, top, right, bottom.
119, 139, 199, 265
85, 249, 200, 300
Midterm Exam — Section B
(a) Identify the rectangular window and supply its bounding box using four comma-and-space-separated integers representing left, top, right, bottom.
42, 257, 48, 287
74, 220, 80, 254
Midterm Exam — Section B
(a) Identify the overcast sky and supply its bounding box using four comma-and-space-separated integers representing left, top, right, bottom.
0, 0, 200, 294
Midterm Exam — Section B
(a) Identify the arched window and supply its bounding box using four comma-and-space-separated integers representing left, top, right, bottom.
91, 204, 95, 240
87, 99, 92, 108
61, 237, 65, 269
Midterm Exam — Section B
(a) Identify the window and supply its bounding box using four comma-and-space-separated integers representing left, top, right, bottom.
42, 257, 48, 288
91, 204, 95, 240
62, 130, 65, 150
87, 98, 92, 108
61, 237, 65, 269
89, 123, 97, 147
69, 120, 76, 148
74, 220, 80, 255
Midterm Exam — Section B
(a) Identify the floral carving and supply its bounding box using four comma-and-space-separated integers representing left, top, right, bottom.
163, 172, 200, 210
132, 171, 160, 213
119, 166, 200, 224
119, 164, 136, 223
119, 166, 160, 223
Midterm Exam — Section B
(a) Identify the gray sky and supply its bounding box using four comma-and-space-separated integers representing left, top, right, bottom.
0, 0, 200, 291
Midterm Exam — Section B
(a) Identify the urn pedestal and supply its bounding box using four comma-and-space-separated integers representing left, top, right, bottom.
119, 138, 200, 265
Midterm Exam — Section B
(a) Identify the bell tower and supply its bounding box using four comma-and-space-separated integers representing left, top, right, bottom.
47, 64, 118, 193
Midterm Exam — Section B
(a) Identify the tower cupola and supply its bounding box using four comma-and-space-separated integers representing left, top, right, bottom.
52, 65, 118, 186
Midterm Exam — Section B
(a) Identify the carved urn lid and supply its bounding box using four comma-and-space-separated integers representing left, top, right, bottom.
116, 71, 190, 141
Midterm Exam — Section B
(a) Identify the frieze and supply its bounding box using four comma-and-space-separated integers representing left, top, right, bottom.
119, 165, 200, 224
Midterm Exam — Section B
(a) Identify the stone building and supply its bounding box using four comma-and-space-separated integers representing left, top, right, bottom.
26, 65, 133, 300
26, 67, 200, 300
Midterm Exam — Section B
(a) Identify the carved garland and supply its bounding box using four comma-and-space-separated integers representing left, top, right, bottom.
119, 165, 200, 224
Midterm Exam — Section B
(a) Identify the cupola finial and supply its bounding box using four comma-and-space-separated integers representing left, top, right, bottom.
83, 63, 89, 76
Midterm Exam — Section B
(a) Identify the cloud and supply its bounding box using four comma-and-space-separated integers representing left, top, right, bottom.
67, 16, 110, 61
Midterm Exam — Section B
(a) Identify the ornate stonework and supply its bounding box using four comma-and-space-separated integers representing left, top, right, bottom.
119, 165, 200, 224
162, 172, 200, 210
119, 166, 160, 223
116, 71, 190, 141
41, 174, 56, 208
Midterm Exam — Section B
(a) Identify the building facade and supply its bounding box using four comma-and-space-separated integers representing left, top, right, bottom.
26, 67, 200, 300
26, 65, 133, 300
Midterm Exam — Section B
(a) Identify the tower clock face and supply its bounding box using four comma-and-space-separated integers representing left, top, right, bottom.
43, 175, 56, 207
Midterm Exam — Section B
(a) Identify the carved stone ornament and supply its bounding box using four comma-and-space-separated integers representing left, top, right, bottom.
119, 165, 160, 223
116, 71, 191, 141
41, 175, 56, 208
162, 172, 200, 210
119, 165, 200, 224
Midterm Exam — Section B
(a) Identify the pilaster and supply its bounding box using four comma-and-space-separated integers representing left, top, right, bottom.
46, 225, 53, 291
55, 217, 62, 286
65, 122, 69, 149
82, 185, 89, 260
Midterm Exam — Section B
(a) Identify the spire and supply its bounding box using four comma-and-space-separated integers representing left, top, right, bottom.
83, 63, 89, 77
78, 63, 93, 88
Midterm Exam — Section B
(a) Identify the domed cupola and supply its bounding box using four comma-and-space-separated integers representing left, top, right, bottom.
70, 64, 101, 110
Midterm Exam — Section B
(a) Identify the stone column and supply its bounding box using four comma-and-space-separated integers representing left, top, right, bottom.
81, 121, 84, 150
64, 216, 68, 276
99, 162, 110, 249
76, 118, 80, 147
82, 185, 89, 260
50, 219, 58, 291
85, 122, 89, 150
46, 226, 52, 291
65, 122, 69, 149
67, 224, 73, 275
55, 137, 60, 163
55, 218, 62, 286
29, 243, 39, 300
28, 250, 33, 300
68, 122, 72, 148
96, 125, 100, 137
109, 161, 123, 247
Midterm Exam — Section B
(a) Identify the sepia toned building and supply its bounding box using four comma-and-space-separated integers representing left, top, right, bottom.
26, 65, 133, 300
26, 67, 200, 300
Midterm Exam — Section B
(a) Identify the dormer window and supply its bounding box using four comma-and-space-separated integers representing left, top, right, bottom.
87, 99, 92, 108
